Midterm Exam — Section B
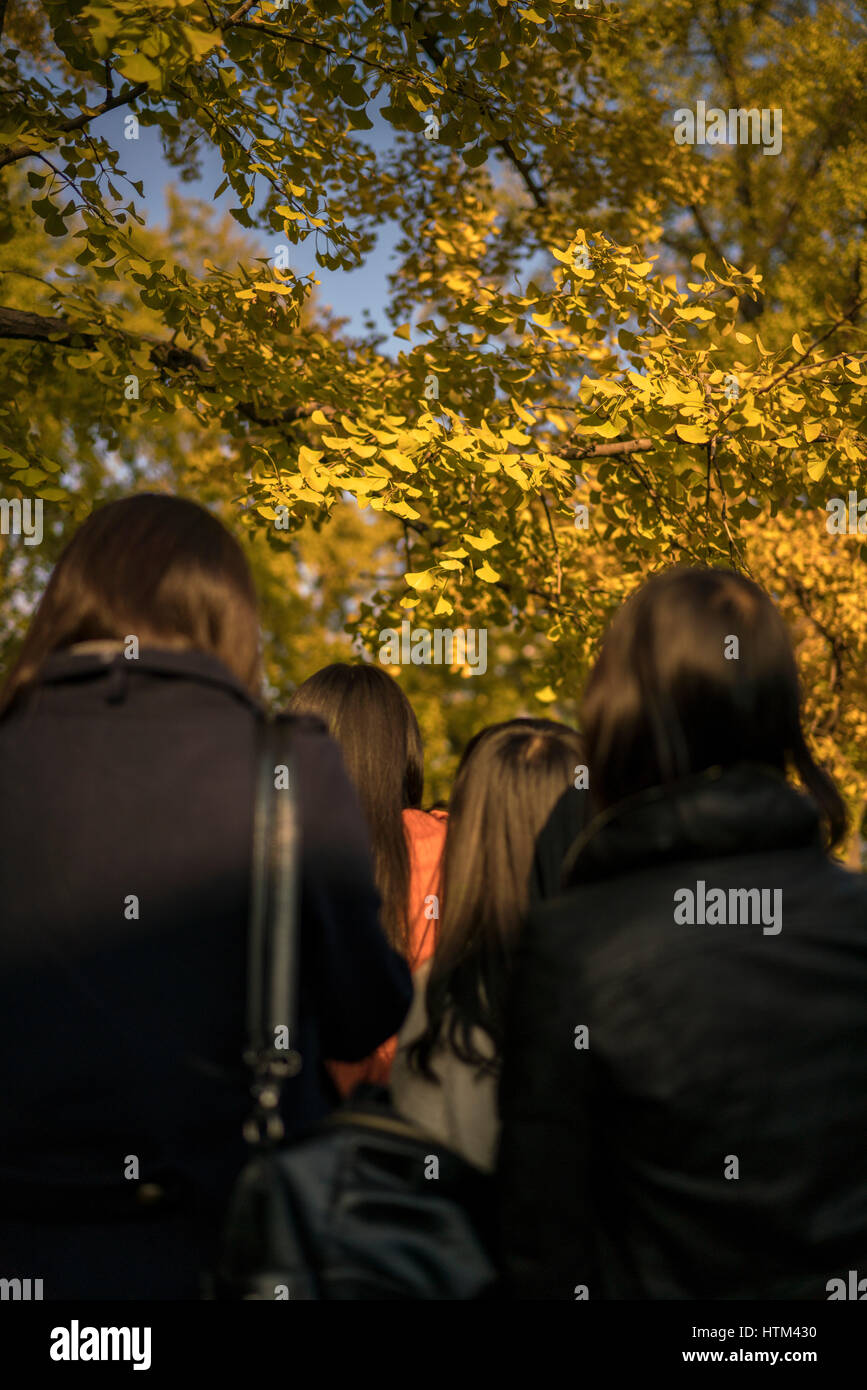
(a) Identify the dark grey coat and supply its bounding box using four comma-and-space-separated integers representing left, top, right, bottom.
0, 647, 411, 1298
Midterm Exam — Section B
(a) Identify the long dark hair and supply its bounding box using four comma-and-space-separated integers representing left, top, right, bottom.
288, 663, 424, 954
582, 565, 846, 847
409, 718, 584, 1078
1, 493, 262, 713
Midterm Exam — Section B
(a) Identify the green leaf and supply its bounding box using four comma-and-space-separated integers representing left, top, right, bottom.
118, 53, 162, 84
182, 25, 224, 58
462, 144, 488, 168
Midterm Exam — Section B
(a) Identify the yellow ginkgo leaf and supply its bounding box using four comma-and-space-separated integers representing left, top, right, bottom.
807, 455, 828, 481
404, 569, 436, 591
675, 424, 710, 445
463, 528, 500, 550
502, 427, 533, 446
382, 449, 416, 473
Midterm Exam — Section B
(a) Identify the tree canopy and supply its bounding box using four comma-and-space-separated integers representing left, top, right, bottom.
1, 0, 865, 826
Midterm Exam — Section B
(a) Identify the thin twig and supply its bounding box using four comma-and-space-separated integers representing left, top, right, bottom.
540, 493, 562, 597
758, 295, 867, 395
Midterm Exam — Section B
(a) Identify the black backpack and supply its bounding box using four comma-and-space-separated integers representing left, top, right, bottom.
210, 718, 499, 1300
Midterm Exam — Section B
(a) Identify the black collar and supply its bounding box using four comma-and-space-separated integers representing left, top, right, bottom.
562, 763, 823, 887
35, 646, 261, 710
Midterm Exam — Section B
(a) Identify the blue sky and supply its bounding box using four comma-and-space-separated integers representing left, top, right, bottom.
95, 106, 402, 344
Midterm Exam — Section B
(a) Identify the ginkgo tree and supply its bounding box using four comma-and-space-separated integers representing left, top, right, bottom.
0, 0, 865, 835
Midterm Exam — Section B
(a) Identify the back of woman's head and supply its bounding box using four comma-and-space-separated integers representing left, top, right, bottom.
582, 565, 845, 846
412, 717, 584, 1075
288, 663, 423, 952
443, 718, 585, 953
1, 493, 261, 711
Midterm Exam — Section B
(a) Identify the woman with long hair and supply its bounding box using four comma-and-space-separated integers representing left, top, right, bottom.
0, 494, 410, 1299
288, 663, 447, 1092
391, 718, 584, 1172
499, 566, 867, 1299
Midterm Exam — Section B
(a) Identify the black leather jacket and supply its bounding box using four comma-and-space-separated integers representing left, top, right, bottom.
499, 764, 867, 1299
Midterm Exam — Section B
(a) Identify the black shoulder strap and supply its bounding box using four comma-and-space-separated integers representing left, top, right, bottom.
243, 717, 302, 1146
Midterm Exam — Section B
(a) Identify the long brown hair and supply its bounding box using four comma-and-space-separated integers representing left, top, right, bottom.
288, 663, 424, 954
410, 718, 584, 1078
0, 493, 262, 713
582, 565, 846, 847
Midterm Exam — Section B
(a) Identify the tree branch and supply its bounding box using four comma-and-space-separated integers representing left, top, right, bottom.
785, 576, 847, 737
0, 83, 149, 172
232, 5, 549, 211
764, 133, 834, 260
225, 0, 259, 23
0, 305, 206, 369
0, 0, 257, 175
540, 492, 562, 597
689, 202, 730, 268
0, 305, 343, 431
561, 436, 653, 460
757, 294, 867, 395
410, 5, 548, 208
237, 400, 336, 428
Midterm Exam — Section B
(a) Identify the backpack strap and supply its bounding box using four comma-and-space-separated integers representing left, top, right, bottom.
243, 717, 302, 1147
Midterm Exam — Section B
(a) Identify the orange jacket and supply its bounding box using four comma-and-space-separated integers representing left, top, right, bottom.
326, 807, 447, 1096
